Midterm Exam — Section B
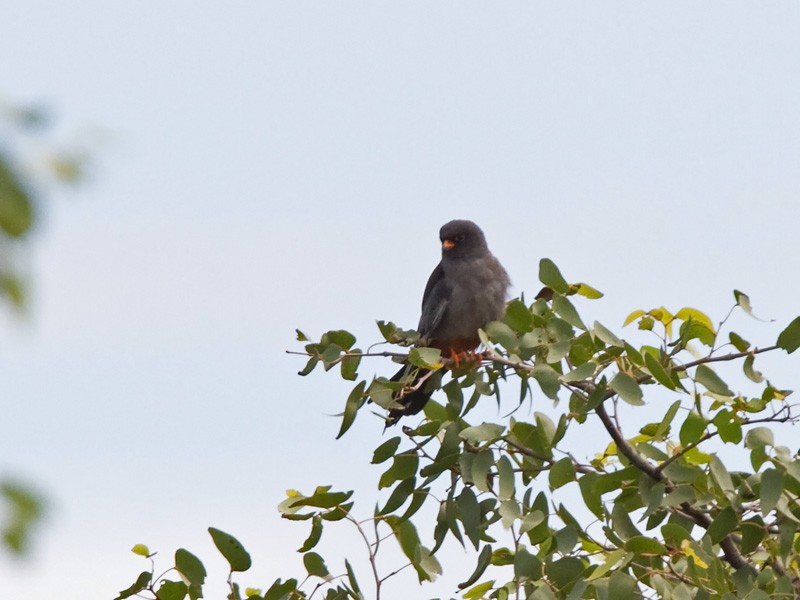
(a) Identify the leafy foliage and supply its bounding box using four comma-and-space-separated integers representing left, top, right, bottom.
120, 259, 800, 599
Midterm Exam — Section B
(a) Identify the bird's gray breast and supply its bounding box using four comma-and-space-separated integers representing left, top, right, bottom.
433, 254, 509, 341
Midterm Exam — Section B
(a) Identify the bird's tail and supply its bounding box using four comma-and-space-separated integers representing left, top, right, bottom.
385, 364, 438, 427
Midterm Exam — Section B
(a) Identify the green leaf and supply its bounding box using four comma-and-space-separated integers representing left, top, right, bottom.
760, 468, 784, 516
743, 355, 763, 383
712, 409, 742, 444
504, 299, 534, 332
339, 351, 361, 381
532, 364, 560, 399
460, 423, 505, 444
625, 535, 668, 556
497, 455, 515, 501
706, 506, 737, 544
539, 258, 569, 294
175, 548, 206, 594
546, 556, 583, 590
322, 329, 356, 350
379, 454, 419, 489
457, 487, 481, 549
744, 427, 774, 450
115, 571, 151, 600
262, 579, 298, 600
291, 490, 353, 509
679, 410, 706, 446
298, 516, 323, 552
733, 290, 760, 319
593, 321, 623, 347
462, 580, 495, 599
378, 477, 415, 516
485, 320, 519, 351
408, 347, 442, 369
303, 551, 330, 579
777, 317, 800, 354
336, 381, 366, 439
514, 547, 543, 580
344, 559, 360, 596
156, 581, 189, 600
0, 157, 34, 237
371, 437, 401, 464
131, 544, 150, 557
729, 331, 750, 352
295, 329, 309, 342
610, 372, 644, 406
709, 455, 734, 496
644, 352, 676, 391
694, 364, 734, 396
549, 457, 575, 490
552, 295, 585, 329
208, 527, 252, 572
561, 361, 596, 383
457, 544, 493, 589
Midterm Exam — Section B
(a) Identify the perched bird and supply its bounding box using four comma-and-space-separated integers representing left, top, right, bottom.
386, 219, 510, 425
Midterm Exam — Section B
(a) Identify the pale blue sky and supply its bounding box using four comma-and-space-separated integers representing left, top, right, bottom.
1, 3, 799, 599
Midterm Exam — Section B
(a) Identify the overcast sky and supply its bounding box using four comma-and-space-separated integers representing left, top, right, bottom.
1, 3, 799, 599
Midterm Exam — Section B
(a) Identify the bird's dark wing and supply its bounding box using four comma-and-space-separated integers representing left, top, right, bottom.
417, 262, 451, 338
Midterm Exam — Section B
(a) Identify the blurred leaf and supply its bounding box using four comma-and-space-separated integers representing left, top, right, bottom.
593, 321, 622, 347
378, 477, 415, 516
408, 347, 442, 369
298, 516, 323, 552
694, 365, 734, 396
157, 581, 189, 600
208, 528, 251, 572
549, 457, 575, 490
706, 506, 737, 544
610, 372, 643, 406
709, 455, 734, 495
376, 320, 419, 346
538, 258, 569, 294
675, 307, 715, 331
679, 410, 706, 446
462, 580, 495, 599
623, 310, 645, 327
295, 329, 309, 341
777, 317, 800, 354
552, 295, 585, 329
290, 490, 353, 509
371, 436, 401, 464
573, 282, 603, 299
379, 454, 418, 489
644, 352, 676, 391
344, 559, 360, 596
625, 535, 668, 556
561, 361, 595, 383
485, 321, 518, 352
460, 423, 505, 444
303, 551, 330, 579
175, 548, 206, 599
745, 427, 773, 450
514, 547, 543, 580
546, 556, 583, 590
743, 355, 763, 383
336, 381, 366, 439
497, 455, 515, 501
262, 579, 298, 600
760, 468, 784, 516
115, 571, 151, 600
0, 481, 44, 555
712, 409, 742, 444
0, 156, 34, 237
457, 544, 492, 589
131, 544, 150, 557
504, 299, 534, 332
339, 351, 361, 381
733, 289, 764, 320
321, 330, 356, 350
729, 332, 750, 352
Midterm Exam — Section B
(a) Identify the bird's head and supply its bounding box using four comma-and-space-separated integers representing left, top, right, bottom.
439, 219, 489, 259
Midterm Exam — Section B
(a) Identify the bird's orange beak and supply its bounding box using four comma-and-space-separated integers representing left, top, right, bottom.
442, 239, 455, 250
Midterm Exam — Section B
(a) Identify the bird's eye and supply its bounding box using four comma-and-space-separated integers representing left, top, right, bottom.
455, 234, 465, 242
